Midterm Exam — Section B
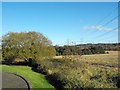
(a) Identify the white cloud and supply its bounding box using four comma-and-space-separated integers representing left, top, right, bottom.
115, 29, 119, 32
83, 25, 113, 31
112, 19, 118, 24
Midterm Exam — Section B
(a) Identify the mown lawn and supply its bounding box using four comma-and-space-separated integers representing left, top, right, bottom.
0, 65, 55, 89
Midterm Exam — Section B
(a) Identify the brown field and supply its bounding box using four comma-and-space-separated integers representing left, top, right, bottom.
54, 51, 119, 69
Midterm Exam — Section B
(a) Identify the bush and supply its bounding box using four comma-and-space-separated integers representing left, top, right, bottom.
4, 56, 15, 64
46, 73, 67, 89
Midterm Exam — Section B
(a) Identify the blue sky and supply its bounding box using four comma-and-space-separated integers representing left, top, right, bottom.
2, 2, 118, 46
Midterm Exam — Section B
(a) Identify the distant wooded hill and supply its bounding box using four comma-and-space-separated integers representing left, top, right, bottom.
76, 43, 120, 51
54, 43, 120, 56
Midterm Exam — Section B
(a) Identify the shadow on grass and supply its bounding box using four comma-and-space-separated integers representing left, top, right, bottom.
2, 61, 28, 66
45, 74, 64, 90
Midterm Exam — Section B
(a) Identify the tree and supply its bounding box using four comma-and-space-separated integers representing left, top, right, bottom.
2, 32, 56, 64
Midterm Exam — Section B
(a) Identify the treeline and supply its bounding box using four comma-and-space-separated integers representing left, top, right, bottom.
76, 43, 120, 51
54, 43, 120, 56
55, 45, 105, 56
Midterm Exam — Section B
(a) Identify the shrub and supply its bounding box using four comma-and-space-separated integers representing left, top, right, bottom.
4, 56, 15, 64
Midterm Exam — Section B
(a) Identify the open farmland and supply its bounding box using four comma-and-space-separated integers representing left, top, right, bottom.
78, 51, 119, 68
54, 51, 119, 68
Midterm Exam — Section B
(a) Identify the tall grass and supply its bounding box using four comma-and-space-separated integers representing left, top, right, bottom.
36, 51, 119, 88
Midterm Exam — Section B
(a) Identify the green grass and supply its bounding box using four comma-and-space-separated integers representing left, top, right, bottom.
0, 65, 55, 89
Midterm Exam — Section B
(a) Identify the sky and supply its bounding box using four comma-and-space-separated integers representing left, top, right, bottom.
2, 2, 118, 46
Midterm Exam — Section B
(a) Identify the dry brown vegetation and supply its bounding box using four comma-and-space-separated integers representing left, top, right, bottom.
44, 51, 119, 88
54, 51, 119, 68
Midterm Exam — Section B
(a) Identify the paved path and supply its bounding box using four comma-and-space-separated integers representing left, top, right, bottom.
2, 72, 30, 90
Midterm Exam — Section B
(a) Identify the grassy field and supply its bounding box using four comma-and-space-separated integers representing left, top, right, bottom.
54, 51, 119, 68
78, 51, 118, 68
1, 65, 54, 89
